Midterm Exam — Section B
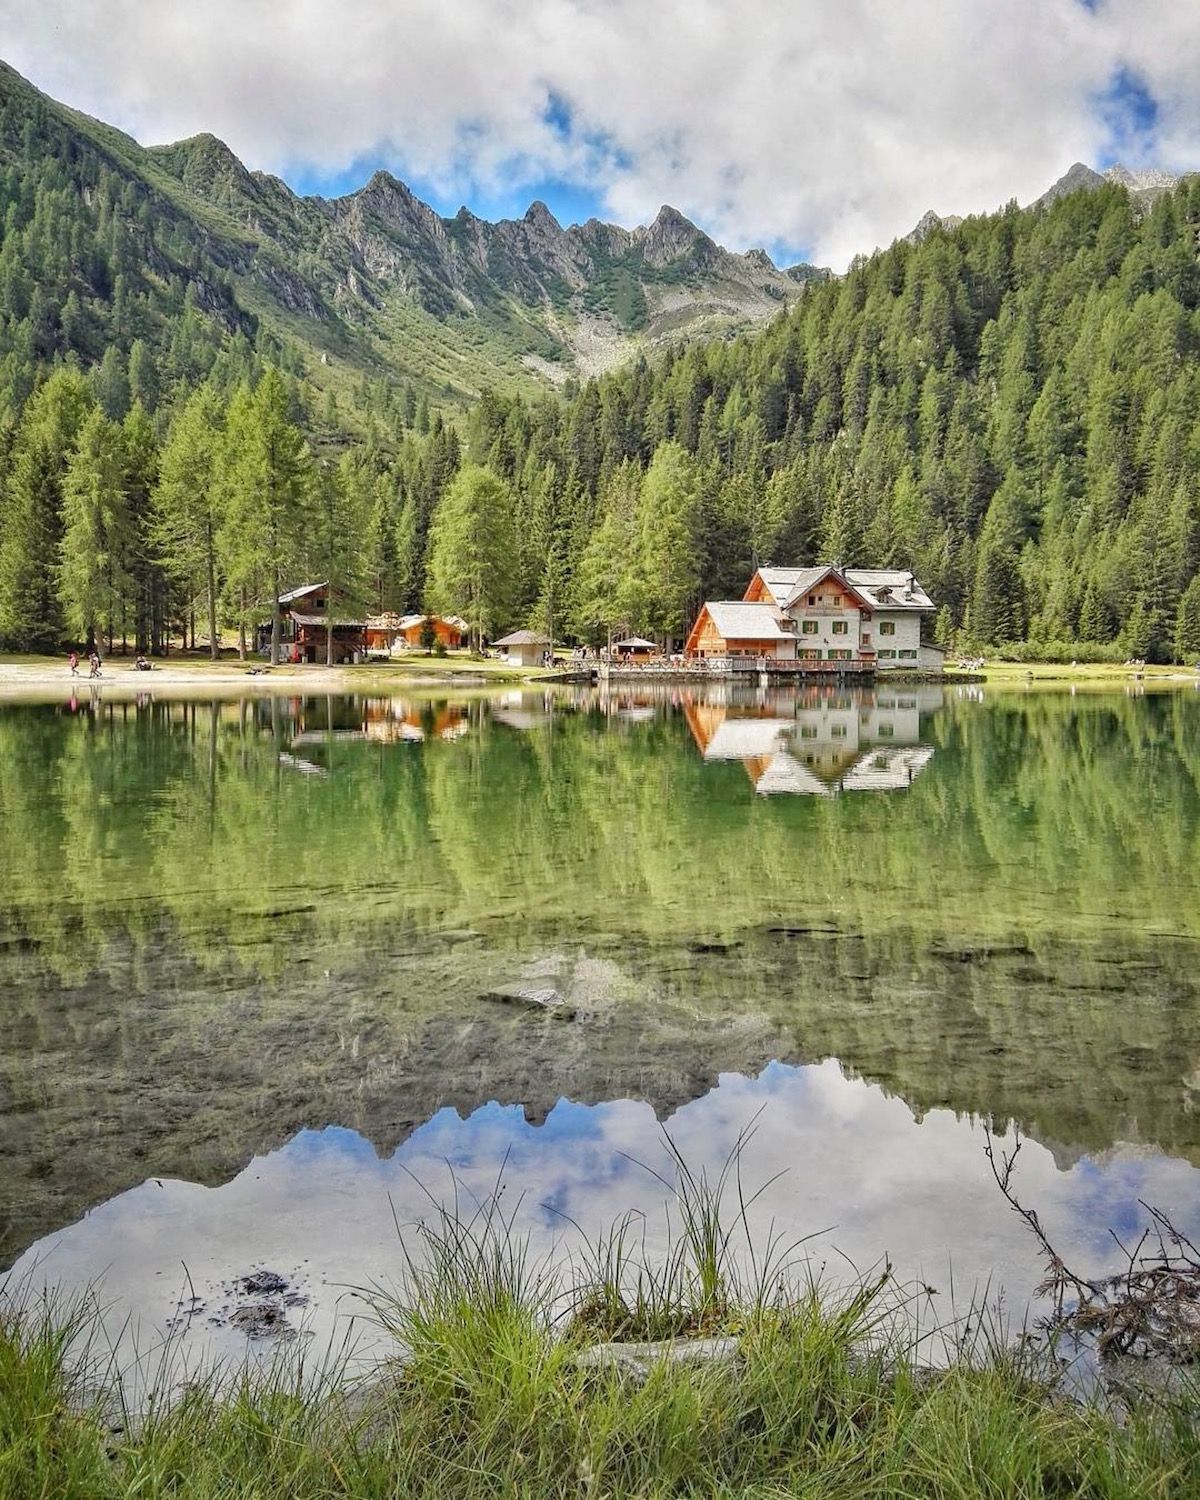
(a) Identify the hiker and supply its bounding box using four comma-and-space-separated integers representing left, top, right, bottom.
68, 650, 78, 676
88, 650, 102, 679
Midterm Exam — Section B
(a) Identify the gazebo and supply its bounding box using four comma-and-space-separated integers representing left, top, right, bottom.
493, 629, 552, 667
612, 636, 657, 658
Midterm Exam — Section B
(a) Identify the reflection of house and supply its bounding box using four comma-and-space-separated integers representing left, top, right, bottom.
683, 687, 940, 796
493, 629, 552, 667
258, 582, 367, 664
685, 564, 944, 673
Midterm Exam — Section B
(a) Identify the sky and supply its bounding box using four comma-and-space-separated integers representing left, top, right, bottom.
0, 1, 1197, 270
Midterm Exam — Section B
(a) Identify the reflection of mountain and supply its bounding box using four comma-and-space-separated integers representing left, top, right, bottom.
683, 686, 940, 795
16, 1059, 1200, 1384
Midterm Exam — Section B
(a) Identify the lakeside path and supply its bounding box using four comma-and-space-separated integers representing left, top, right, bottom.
0, 654, 556, 703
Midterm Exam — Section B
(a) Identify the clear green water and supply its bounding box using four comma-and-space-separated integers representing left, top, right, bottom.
1, 681, 1199, 1366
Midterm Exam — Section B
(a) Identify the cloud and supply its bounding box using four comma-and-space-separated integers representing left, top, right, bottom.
0, 1, 1197, 267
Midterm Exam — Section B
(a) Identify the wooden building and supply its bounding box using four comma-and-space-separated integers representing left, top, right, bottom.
685, 563, 942, 674
394, 614, 469, 650
258, 582, 367, 664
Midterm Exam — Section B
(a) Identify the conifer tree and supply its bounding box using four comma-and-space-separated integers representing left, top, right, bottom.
0, 367, 93, 649
59, 406, 131, 650
425, 464, 516, 650
154, 386, 224, 658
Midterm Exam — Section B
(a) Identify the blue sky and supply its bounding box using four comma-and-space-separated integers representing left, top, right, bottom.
2, 1, 1197, 270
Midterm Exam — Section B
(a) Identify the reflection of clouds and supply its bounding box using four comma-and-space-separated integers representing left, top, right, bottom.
9, 1060, 1200, 1387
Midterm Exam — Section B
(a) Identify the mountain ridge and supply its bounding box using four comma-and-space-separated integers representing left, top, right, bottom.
0, 57, 828, 404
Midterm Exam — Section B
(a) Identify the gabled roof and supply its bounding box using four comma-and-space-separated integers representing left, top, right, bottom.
613, 636, 657, 649
701, 602, 791, 640
779, 566, 877, 613
753, 567, 828, 607
840, 745, 936, 791
494, 629, 552, 646
753, 563, 935, 612
279, 581, 327, 604
843, 569, 934, 612
397, 613, 469, 632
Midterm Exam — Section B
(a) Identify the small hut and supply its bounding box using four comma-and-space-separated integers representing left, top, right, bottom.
492, 629, 552, 667
612, 636, 657, 659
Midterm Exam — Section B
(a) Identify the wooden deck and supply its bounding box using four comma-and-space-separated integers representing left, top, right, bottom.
600, 657, 876, 682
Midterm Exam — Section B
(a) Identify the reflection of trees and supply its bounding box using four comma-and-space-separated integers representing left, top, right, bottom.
1, 691, 1199, 968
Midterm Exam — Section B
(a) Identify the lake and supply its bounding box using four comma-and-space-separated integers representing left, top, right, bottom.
2, 679, 1200, 1376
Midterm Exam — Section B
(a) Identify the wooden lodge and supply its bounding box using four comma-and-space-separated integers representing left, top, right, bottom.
258, 582, 367, 664
683, 563, 945, 677
394, 614, 469, 650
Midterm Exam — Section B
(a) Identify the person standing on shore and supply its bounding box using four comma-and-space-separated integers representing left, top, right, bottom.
68, 650, 78, 676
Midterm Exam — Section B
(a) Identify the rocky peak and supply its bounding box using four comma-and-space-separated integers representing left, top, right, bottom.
743, 247, 777, 271
902, 208, 965, 246
1104, 163, 1179, 194
524, 199, 562, 233
1034, 162, 1106, 208
150, 132, 256, 198
642, 204, 712, 268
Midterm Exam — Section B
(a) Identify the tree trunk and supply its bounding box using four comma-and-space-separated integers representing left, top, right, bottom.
270, 565, 282, 665
207, 528, 218, 661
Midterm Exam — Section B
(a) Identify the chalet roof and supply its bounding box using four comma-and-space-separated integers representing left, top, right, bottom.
290, 611, 367, 629
613, 636, 657, 649
494, 629, 552, 646
279, 581, 327, 604
755, 563, 935, 612
779, 566, 877, 613
755, 567, 828, 607
703, 601, 791, 640
843, 569, 935, 612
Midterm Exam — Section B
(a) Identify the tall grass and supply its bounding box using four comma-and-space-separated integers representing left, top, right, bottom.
4, 1141, 1200, 1498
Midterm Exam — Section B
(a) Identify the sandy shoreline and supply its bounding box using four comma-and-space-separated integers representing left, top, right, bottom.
0, 660, 515, 702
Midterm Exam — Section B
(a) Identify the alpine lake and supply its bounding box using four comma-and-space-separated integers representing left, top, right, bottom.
2, 676, 1200, 1383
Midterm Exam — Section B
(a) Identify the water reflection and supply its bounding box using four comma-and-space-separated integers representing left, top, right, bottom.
3, 684, 1200, 1283
10, 1058, 1200, 1387
683, 686, 940, 796
263, 683, 942, 798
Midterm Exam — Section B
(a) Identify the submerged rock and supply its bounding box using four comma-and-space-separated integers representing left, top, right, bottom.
482, 986, 577, 1019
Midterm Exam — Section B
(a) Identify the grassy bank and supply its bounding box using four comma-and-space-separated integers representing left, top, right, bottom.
5, 1177, 1199, 1500
949, 659, 1200, 686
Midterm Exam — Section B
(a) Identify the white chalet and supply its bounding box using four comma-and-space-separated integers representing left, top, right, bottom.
684, 564, 943, 673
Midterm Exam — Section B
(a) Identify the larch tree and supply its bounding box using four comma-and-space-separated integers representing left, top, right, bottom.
59, 406, 132, 651
0, 367, 94, 650
219, 370, 313, 663
154, 385, 225, 659
425, 464, 516, 651
630, 441, 701, 645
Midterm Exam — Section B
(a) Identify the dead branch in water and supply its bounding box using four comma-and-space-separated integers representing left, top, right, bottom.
985, 1128, 1200, 1363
